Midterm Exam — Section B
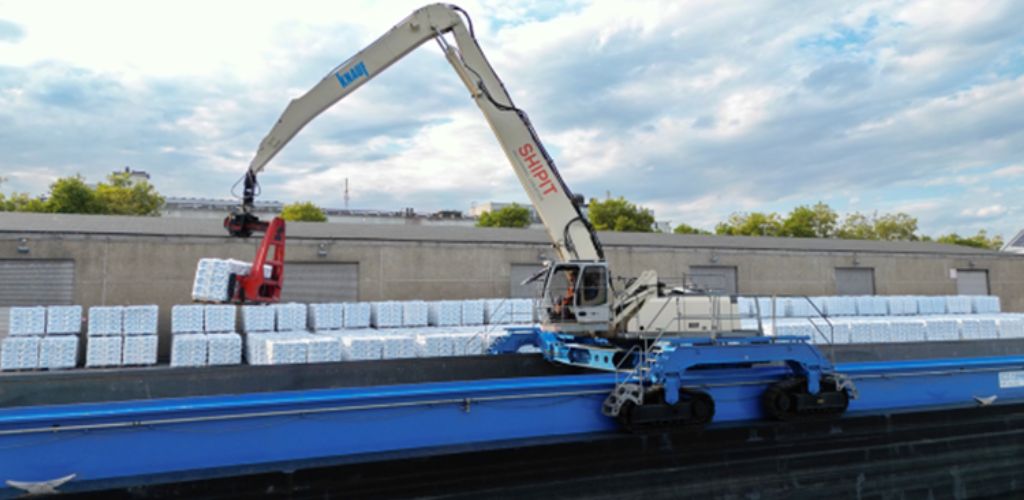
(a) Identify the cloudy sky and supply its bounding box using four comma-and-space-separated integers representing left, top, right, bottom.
0, 0, 1021, 237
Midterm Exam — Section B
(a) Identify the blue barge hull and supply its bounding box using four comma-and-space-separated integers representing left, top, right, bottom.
2, 354, 1024, 495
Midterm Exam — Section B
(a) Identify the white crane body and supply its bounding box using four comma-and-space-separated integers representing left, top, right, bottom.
234, 3, 739, 339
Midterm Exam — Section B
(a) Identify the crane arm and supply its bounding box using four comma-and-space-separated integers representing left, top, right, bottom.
238, 3, 603, 261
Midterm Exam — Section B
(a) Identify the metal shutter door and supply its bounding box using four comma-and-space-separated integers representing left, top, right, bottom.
689, 266, 738, 295
510, 264, 544, 298
279, 263, 359, 303
0, 259, 75, 306
835, 267, 875, 295
956, 270, 989, 295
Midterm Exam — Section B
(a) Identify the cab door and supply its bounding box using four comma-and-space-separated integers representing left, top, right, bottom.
573, 264, 610, 324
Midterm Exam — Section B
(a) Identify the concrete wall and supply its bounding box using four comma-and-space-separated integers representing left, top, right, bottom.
2, 213, 1023, 350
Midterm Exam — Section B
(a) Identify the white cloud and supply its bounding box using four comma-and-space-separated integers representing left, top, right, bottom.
0, 0, 1021, 240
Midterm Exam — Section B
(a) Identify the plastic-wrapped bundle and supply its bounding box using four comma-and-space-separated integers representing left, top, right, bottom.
461, 300, 486, 326
775, 322, 817, 342
265, 335, 308, 365
306, 335, 342, 363
170, 334, 208, 367
946, 296, 973, 315
736, 297, 756, 318
1, 336, 41, 370
511, 299, 534, 323
428, 301, 462, 327
971, 296, 1001, 314
485, 300, 512, 324
87, 306, 123, 336
171, 304, 205, 334
343, 303, 371, 328
959, 317, 998, 340
924, 318, 959, 341
337, 335, 380, 360
86, 335, 122, 367
274, 303, 307, 331
45, 305, 82, 335
854, 296, 888, 316
401, 301, 429, 327
309, 303, 344, 331
122, 334, 158, 365
997, 317, 1024, 339
447, 332, 488, 356
754, 297, 785, 319
39, 335, 78, 370
241, 305, 276, 333
848, 321, 878, 344
415, 333, 455, 357
888, 319, 927, 343
371, 302, 403, 328
825, 321, 852, 344
207, 332, 242, 365
123, 305, 159, 335
916, 296, 947, 315
245, 332, 272, 365
8, 307, 46, 336
381, 335, 416, 359
204, 305, 236, 333
786, 298, 817, 318
191, 258, 272, 302
887, 296, 919, 316
821, 297, 855, 317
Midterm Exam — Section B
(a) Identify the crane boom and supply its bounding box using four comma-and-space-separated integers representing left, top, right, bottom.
243, 3, 602, 262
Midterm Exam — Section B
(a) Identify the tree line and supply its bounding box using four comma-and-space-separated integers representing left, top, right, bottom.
477, 198, 1004, 251
0, 175, 1003, 250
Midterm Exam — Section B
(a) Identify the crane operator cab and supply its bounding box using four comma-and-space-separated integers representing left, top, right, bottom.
540, 262, 612, 335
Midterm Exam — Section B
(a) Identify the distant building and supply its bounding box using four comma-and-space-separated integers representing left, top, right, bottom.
112, 167, 151, 185
161, 197, 481, 227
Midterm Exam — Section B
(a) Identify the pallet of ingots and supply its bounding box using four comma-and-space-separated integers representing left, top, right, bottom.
274, 303, 307, 332
484, 300, 512, 325
923, 318, 959, 341
0, 336, 40, 371
370, 302, 403, 328
4, 306, 80, 372
402, 301, 429, 327
461, 300, 485, 326
972, 296, 1001, 314
855, 296, 890, 316
204, 305, 236, 333
85, 306, 123, 368
191, 258, 273, 303
207, 333, 242, 365
343, 303, 371, 329
917, 296, 947, 315
428, 301, 462, 327
241, 305, 276, 333
172, 304, 205, 333
309, 303, 344, 331
171, 334, 207, 367
946, 296, 974, 315
997, 316, 1024, 338
958, 317, 998, 340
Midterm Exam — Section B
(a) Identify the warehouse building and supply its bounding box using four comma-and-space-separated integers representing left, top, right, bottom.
1, 212, 1022, 338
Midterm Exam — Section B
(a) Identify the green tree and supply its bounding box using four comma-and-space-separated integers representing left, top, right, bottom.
936, 230, 1003, 250
47, 176, 103, 214
281, 201, 328, 222
781, 202, 838, 238
673, 223, 711, 235
715, 212, 783, 236
836, 212, 876, 240
476, 203, 532, 228
94, 172, 164, 216
588, 196, 655, 232
873, 212, 919, 241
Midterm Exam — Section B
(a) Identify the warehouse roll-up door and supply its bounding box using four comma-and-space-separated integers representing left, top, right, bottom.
510, 264, 545, 298
0, 260, 74, 306
956, 270, 989, 295
689, 266, 738, 295
835, 267, 874, 295
279, 263, 358, 302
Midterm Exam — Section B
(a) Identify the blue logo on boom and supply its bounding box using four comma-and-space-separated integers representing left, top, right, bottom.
335, 61, 369, 89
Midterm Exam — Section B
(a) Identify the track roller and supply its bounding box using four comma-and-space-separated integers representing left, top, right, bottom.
616, 388, 715, 432
762, 376, 849, 421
